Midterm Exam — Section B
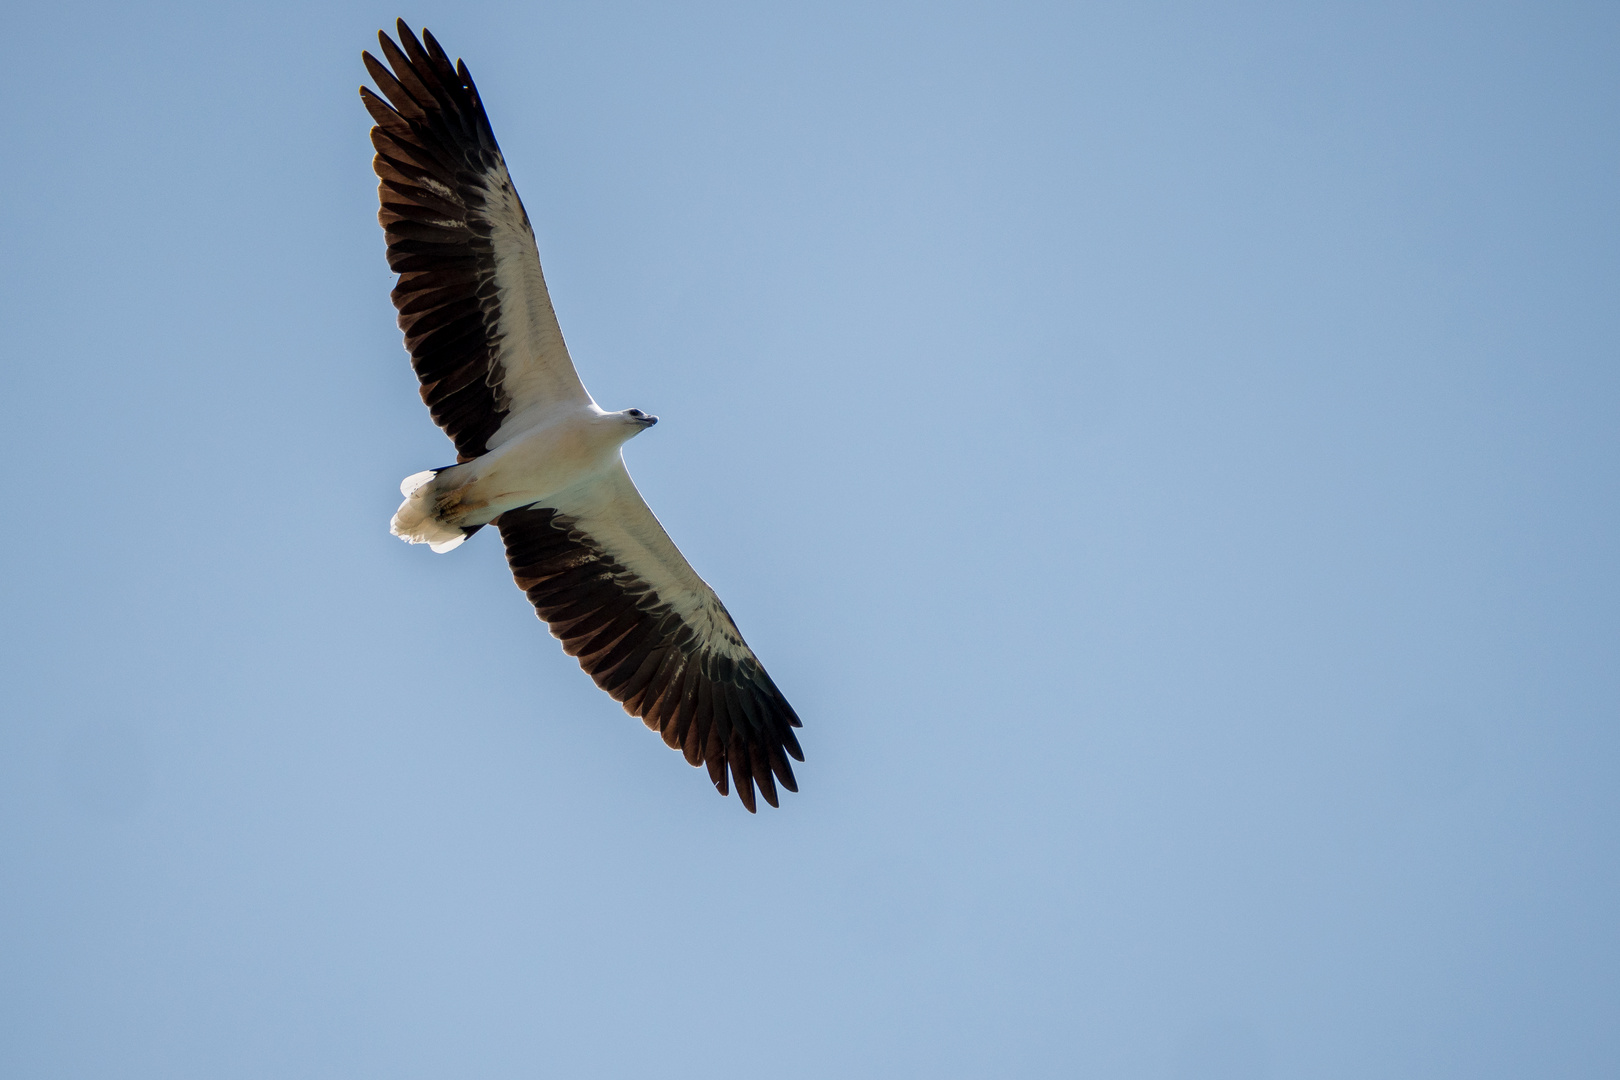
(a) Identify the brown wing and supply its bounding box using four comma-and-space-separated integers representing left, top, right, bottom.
361, 21, 590, 463
496, 504, 804, 813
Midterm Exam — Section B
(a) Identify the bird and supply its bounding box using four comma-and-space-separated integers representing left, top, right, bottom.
360, 21, 803, 812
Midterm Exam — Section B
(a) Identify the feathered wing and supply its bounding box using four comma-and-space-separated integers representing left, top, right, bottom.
496, 464, 804, 812
362, 20, 591, 463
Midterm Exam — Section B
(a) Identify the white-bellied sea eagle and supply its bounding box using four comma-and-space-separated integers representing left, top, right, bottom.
361, 21, 803, 812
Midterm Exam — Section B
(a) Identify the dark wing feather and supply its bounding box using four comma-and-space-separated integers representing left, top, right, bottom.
496, 505, 803, 812
362, 21, 589, 462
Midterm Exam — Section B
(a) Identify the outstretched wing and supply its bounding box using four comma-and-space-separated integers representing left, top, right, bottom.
362, 20, 591, 463
496, 464, 804, 812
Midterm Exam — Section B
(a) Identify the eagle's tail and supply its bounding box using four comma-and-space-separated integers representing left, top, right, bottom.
390, 469, 473, 553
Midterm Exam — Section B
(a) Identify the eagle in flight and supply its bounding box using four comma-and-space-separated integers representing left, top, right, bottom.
361, 21, 803, 811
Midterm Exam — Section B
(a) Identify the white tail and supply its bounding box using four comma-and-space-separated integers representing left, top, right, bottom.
390, 469, 468, 553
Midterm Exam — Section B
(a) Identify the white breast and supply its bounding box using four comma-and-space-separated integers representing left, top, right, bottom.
461, 410, 627, 520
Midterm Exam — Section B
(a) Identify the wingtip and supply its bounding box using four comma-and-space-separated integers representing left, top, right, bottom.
422, 25, 447, 58
395, 19, 426, 55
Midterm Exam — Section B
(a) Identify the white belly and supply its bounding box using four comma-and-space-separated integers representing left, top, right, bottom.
446, 410, 621, 525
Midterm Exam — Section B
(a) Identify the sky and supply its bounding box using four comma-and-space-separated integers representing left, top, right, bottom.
1, 1, 1617, 1077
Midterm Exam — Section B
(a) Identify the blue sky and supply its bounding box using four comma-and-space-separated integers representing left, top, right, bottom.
2, 2, 1617, 1077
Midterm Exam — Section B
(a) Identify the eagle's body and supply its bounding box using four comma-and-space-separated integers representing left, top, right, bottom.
362, 22, 803, 811
391, 405, 652, 552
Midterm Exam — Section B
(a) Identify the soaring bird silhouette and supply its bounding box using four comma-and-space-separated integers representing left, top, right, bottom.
362, 21, 803, 811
